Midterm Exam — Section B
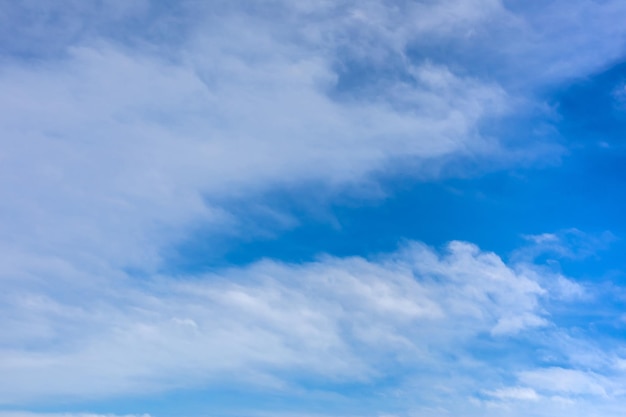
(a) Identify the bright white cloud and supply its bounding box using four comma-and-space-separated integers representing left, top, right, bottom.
0, 240, 591, 410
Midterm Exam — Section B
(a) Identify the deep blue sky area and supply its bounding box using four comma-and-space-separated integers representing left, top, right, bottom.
178, 155, 626, 283
173, 60, 626, 281
167, 58, 626, 275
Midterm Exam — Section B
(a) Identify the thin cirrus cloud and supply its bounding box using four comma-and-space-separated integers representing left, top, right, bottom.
0, 241, 589, 405
4, 235, 626, 417
2, 1, 626, 417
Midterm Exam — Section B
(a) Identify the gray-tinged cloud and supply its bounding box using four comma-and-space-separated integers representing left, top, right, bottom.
0, 40, 507, 272
3, 0, 626, 275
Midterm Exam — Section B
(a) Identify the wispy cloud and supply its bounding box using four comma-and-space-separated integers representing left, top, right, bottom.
0, 14, 509, 276
0, 239, 607, 412
518, 228, 616, 261
2, 0, 624, 277
3, 1, 626, 417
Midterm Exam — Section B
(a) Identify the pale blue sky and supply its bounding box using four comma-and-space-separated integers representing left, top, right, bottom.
2, 1, 626, 417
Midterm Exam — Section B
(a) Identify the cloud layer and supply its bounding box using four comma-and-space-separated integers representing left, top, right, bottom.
3, 238, 622, 417
3, 1, 626, 417
3, 0, 626, 276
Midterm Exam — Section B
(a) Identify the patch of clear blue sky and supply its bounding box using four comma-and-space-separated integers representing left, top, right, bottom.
168, 58, 626, 285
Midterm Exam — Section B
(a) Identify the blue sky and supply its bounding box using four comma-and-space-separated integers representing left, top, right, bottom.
2, 1, 626, 416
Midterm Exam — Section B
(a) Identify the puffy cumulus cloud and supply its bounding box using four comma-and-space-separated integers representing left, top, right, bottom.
0, 240, 579, 405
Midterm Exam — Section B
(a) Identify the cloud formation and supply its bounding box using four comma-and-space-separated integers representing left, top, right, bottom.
3, 1, 626, 417
0, 239, 610, 416
2, 0, 625, 278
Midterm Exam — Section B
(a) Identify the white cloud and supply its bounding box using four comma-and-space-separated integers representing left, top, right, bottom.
518, 228, 616, 262
0, 241, 552, 403
6, 239, 622, 417
2, 2, 626, 417
0, 23, 508, 275
518, 367, 610, 397
484, 386, 540, 401
0, 0, 624, 280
